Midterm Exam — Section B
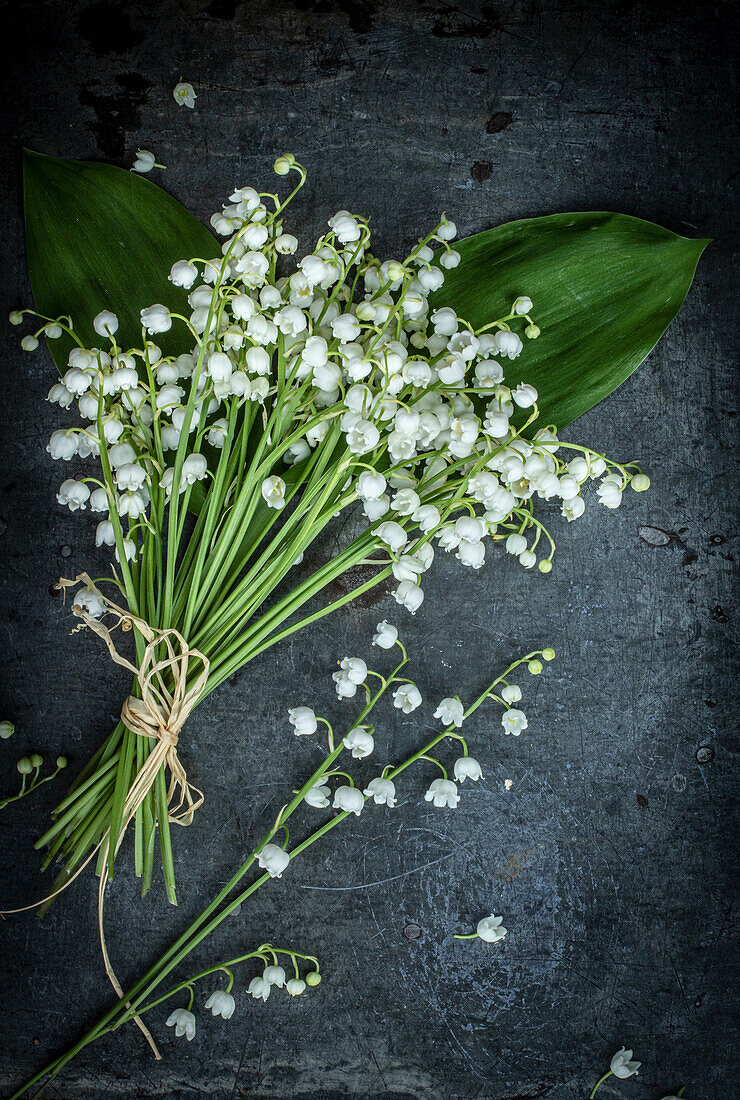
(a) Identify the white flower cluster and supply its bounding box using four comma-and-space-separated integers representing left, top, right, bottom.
285, 623, 550, 820
17, 155, 649, 603
165, 951, 320, 1042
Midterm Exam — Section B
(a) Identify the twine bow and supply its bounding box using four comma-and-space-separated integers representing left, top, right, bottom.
3, 574, 209, 1057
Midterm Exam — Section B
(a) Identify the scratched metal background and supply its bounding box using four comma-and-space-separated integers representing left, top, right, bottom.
0, 1, 737, 1097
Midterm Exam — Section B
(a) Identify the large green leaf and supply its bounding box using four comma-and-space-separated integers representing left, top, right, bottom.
433, 212, 708, 428
23, 150, 217, 371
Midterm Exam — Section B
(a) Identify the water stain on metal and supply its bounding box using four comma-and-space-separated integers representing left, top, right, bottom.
79, 73, 152, 160
638, 525, 673, 547
76, 1, 144, 56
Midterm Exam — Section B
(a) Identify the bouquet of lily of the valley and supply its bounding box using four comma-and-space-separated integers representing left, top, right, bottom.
11, 151, 706, 915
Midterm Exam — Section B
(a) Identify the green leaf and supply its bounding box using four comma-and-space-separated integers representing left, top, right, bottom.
23, 150, 217, 371
434, 212, 708, 429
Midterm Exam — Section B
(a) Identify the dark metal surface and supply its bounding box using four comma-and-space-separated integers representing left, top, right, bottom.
0, 2, 737, 1097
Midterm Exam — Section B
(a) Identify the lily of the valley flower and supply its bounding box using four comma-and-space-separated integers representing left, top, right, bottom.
286, 978, 306, 996
434, 697, 464, 727
372, 620, 398, 649
131, 149, 158, 173
343, 726, 374, 758
363, 777, 397, 806
610, 1048, 641, 1079
263, 965, 286, 987
333, 656, 367, 699
501, 708, 528, 736
332, 785, 364, 815
93, 310, 119, 336
173, 81, 196, 108
248, 975, 271, 1001
424, 778, 459, 808
500, 683, 522, 704
165, 1008, 196, 1040
476, 914, 507, 942
453, 756, 483, 783
261, 475, 286, 509
288, 706, 317, 735
205, 990, 235, 1019
303, 779, 331, 808
256, 843, 290, 878
393, 684, 422, 713
140, 303, 172, 334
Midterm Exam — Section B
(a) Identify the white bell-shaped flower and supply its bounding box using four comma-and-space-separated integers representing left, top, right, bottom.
501, 708, 528, 736
304, 780, 331, 808
372, 620, 398, 649
256, 844, 290, 878
288, 706, 317, 736
205, 990, 235, 1019
393, 684, 422, 713
424, 778, 459, 808
363, 777, 397, 807
434, 698, 464, 728
453, 756, 483, 783
343, 727, 374, 759
166, 1008, 196, 1040
332, 785, 364, 816
263, 965, 286, 987
476, 914, 507, 942
140, 304, 172, 334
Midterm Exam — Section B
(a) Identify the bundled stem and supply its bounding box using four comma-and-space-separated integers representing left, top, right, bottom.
27, 157, 647, 906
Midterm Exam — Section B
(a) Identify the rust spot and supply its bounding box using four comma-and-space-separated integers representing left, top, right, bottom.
497, 847, 537, 882
486, 111, 513, 134
471, 160, 493, 182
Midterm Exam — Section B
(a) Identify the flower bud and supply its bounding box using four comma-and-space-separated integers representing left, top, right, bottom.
631, 473, 650, 492
542, 648, 555, 661
0, 721, 14, 739
527, 659, 543, 675
525, 323, 540, 339
274, 153, 295, 175
56, 755, 68, 769
17, 757, 32, 775
9, 310, 23, 325
305, 971, 321, 987
538, 560, 553, 574
21, 335, 38, 351
30, 753, 43, 768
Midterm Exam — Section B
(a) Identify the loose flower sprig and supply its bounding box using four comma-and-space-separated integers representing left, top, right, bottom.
0, 752, 67, 811
10, 633, 552, 1096
12, 155, 648, 904
590, 1048, 642, 1097
454, 914, 508, 943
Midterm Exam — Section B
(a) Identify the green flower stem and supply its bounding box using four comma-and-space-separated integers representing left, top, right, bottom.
589, 1070, 612, 1098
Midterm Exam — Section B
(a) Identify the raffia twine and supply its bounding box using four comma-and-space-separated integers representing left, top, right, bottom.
2, 573, 209, 1057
